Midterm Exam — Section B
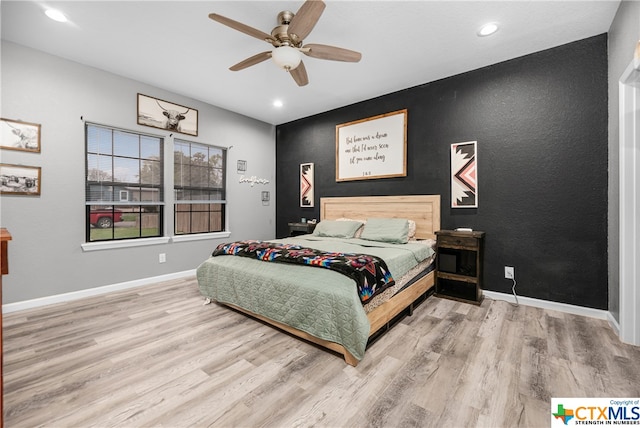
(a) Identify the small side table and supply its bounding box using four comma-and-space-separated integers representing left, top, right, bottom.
1, 228, 12, 428
434, 229, 485, 305
288, 222, 316, 237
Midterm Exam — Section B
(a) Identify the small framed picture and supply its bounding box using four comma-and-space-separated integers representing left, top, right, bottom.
137, 93, 198, 136
1, 163, 41, 196
1, 118, 41, 153
237, 160, 247, 173
300, 162, 314, 207
261, 191, 270, 202
451, 141, 478, 208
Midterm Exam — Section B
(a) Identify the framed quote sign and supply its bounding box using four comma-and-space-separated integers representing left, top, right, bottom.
335, 109, 407, 182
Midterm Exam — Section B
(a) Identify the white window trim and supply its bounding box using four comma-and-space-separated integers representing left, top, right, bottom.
81, 231, 232, 250
81, 236, 170, 252
171, 231, 231, 243
619, 59, 640, 346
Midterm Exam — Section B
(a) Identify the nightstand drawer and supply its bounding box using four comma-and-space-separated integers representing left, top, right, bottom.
437, 234, 478, 249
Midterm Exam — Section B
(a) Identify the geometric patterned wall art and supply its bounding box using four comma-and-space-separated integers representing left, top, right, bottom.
450, 141, 478, 208
300, 162, 314, 207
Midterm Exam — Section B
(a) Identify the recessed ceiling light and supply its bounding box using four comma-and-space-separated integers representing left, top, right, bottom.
273, 100, 283, 108
45, 9, 68, 23
478, 23, 499, 37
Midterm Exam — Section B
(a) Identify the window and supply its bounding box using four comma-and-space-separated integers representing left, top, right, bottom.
85, 123, 164, 242
174, 139, 226, 235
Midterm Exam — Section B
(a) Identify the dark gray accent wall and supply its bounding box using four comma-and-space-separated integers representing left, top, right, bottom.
276, 34, 608, 310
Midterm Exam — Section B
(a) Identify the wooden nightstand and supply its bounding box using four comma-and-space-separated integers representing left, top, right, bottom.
1, 228, 12, 426
434, 230, 485, 305
288, 222, 316, 237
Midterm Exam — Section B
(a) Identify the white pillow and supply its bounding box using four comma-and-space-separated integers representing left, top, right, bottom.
408, 220, 416, 239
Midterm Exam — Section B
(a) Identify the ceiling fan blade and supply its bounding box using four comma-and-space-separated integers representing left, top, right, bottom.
209, 13, 274, 43
230, 51, 272, 71
303, 44, 362, 62
290, 61, 309, 86
288, 0, 326, 41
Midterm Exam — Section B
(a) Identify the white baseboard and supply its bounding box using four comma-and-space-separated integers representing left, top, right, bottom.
3, 276, 616, 326
2, 270, 196, 314
606, 311, 621, 336
483, 290, 610, 320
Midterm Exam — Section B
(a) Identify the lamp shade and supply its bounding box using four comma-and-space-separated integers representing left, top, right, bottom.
271, 46, 302, 70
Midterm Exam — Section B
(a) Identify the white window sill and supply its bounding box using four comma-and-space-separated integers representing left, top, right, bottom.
81, 232, 231, 251
171, 231, 231, 243
81, 237, 170, 252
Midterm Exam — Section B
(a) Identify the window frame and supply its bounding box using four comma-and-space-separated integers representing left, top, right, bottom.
84, 122, 165, 243
173, 138, 227, 236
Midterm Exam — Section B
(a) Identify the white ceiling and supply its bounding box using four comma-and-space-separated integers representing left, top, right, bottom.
1, 1, 620, 125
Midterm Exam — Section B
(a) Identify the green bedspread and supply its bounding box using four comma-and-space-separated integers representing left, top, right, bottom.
196, 235, 434, 361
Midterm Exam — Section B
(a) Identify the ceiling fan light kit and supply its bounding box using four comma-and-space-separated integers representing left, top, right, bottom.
209, 0, 361, 86
271, 46, 302, 71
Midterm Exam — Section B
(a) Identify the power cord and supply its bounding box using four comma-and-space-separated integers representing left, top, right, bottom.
510, 278, 519, 307
483, 278, 519, 307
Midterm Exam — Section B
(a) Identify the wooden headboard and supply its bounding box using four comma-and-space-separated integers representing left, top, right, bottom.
320, 195, 441, 240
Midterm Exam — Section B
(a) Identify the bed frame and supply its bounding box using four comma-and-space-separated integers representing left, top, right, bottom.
226, 195, 441, 366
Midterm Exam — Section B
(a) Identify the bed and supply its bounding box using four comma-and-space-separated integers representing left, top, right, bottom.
196, 195, 441, 366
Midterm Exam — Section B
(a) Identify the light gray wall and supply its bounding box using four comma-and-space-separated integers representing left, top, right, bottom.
1, 41, 276, 304
607, 1, 640, 322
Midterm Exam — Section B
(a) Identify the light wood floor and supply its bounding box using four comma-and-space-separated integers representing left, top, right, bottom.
3, 276, 639, 427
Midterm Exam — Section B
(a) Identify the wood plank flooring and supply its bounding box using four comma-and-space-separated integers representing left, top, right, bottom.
3, 276, 639, 427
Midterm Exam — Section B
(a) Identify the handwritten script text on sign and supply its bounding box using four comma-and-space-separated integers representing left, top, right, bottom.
336, 110, 406, 181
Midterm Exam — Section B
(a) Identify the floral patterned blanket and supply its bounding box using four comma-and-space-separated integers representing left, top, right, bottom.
212, 240, 395, 304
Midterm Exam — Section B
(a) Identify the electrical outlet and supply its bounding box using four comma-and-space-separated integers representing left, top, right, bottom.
505, 266, 515, 279
159, 253, 166, 263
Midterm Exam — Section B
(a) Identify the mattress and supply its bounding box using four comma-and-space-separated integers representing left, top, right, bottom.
196, 235, 435, 361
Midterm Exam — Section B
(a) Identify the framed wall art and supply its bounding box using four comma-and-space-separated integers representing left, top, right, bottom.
237, 160, 247, 173
335, 109, 407, 182
0, 163, 41, 196
451, 141, 477, 208
261, 191, 270, 206
137, 93, 198, 136
1, 118, 41, 153
300, 163, 314, 207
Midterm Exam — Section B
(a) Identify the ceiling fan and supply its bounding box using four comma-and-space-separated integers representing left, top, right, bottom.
209, 0, 362, 87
